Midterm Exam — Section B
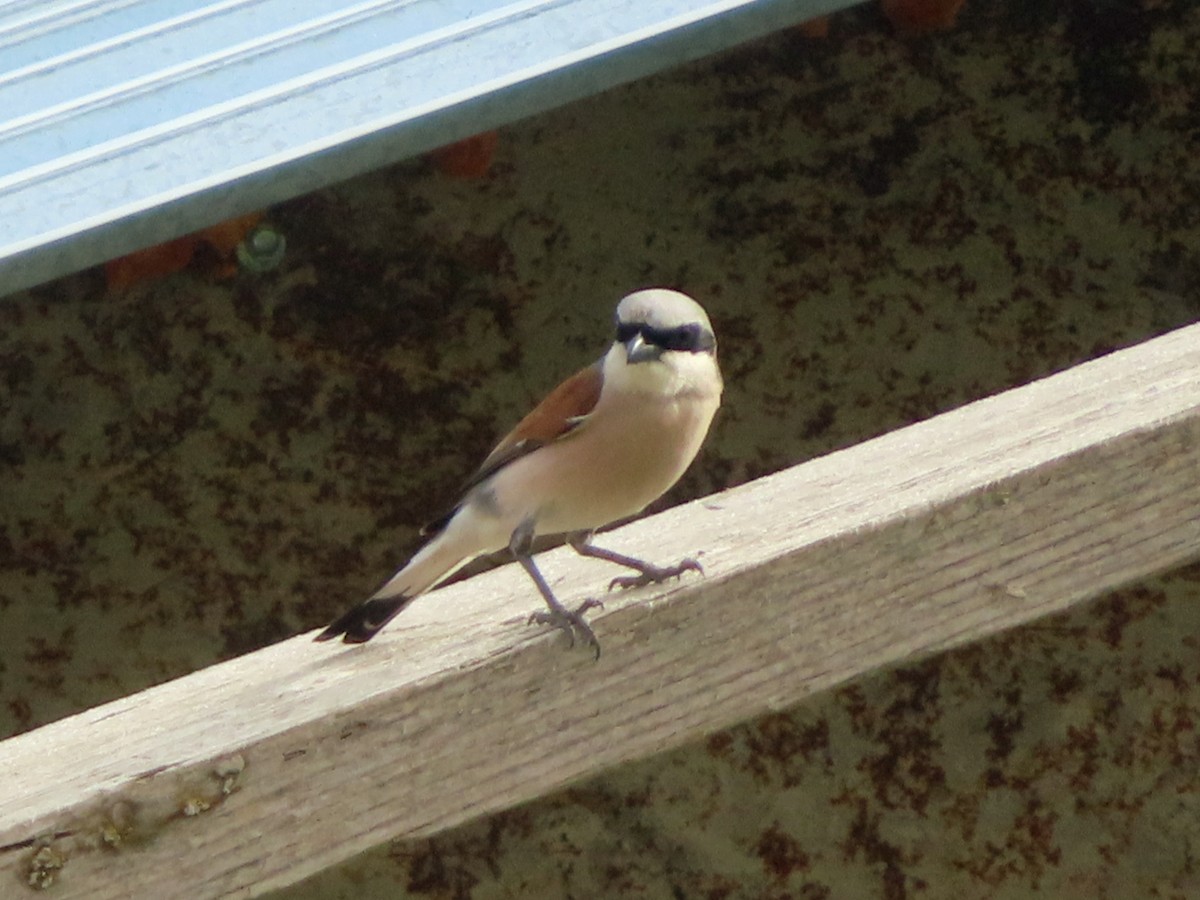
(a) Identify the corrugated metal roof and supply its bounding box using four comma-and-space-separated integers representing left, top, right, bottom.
0, 0, 855, 297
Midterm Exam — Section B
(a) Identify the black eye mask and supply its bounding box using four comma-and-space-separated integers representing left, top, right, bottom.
615, 321, 715, 353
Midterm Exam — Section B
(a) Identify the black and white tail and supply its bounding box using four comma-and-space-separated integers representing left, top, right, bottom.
314, 594, 415, 643
313, 525, 474, 643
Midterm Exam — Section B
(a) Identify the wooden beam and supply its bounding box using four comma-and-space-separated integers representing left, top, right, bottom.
4, 323, 1200, 897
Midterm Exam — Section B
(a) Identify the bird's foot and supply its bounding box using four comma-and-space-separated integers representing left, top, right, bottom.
527, 598, 604, 659
608, 558, 703, 592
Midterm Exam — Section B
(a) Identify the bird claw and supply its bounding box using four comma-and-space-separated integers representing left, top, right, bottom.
608, 557, 703, 592
527, 598, 604, 659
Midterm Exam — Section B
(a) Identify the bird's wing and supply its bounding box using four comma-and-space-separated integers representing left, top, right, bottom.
420, 360, 604, 536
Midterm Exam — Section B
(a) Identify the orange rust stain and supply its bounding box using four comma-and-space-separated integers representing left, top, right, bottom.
881, 0, 967, 33
104, 236, 197, 292
429, 131, 499, 179
104, 211, 263, 291
199, 212, 263, 257
797, 16, 831, 38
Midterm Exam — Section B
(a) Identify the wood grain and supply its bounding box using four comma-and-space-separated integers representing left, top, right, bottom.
3, 323, 1200, 897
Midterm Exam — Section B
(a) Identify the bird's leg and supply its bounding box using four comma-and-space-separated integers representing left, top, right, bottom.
567, 531, 703, 592
511, 521, 602, 659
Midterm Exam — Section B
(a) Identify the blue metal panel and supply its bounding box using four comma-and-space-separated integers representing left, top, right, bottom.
0, 0, 858, 297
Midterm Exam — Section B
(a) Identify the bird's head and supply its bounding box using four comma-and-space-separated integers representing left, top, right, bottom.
604, 289, 721, 398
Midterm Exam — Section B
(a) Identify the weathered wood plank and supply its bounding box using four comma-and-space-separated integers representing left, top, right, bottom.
3, 323, 1200, 897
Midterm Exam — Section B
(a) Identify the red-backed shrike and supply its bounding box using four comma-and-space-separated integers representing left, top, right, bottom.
315, 288, 722, 657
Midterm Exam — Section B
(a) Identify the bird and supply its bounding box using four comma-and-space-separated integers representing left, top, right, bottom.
314, 288, 723, 658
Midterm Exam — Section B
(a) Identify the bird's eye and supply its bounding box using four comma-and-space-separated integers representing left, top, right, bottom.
663, 324, 700, 351
646, 323, 709, 352
615, 322, 640, 343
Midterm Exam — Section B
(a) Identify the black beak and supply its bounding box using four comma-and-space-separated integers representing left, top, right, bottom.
625, 332, 663, 364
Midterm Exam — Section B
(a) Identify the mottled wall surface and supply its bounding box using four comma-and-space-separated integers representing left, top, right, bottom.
2, 1, 1199, 897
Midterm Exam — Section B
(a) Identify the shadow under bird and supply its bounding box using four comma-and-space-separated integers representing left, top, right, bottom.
315, 288, 723, 657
